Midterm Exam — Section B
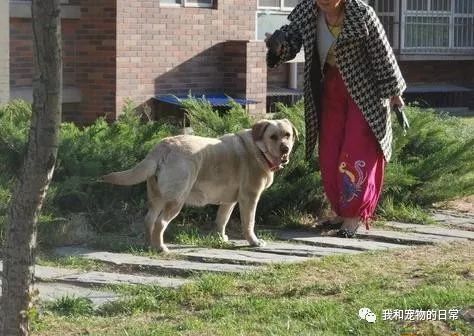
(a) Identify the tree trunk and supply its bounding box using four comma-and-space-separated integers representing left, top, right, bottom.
0, 1, 62, 335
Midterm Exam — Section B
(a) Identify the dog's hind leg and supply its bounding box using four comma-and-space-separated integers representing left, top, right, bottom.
151, 201, 184, 253
215, 202, 236, 242
145, 177, 165, 247
144, 207, 161, 247
151, 158, 195, 252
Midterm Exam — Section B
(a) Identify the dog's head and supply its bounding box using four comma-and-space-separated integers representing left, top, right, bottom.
252, 118, 298, 171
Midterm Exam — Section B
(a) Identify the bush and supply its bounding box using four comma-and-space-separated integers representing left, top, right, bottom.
183, 99, 474, 225
0, 100, 31, 177
387, 107, 474, 207
0, 100, 177, 241
0, 98, 472, 244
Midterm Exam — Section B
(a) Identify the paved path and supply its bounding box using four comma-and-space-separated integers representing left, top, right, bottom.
0, 210, 472, 307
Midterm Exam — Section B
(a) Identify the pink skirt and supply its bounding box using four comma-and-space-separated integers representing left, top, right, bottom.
318, 65, 386, 228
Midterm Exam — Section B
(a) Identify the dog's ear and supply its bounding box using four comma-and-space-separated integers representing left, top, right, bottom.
252, 119, 271, 142
283, 118, 299, 142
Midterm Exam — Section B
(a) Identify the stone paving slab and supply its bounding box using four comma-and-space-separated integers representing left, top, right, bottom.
58, 271, 190, 288
431, 212, 474, 226
168, 246, 311, 265
385, 222, 474, 240
0, 261, 81, 280
2, 260, 188, 289
35, 283, 120, 307
276, 231, 408, 251
355, 228, 467, 245
228, 240, 361, 257
0, 280, 119, 307
55, 247, 259, 276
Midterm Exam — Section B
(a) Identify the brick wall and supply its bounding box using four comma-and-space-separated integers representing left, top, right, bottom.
10, 18, 79, 88
245, 41, 266, 115
222, 41, 247, 95
399, 60, 474, 85
9, 0, 116, 122
75, 0, 116, 122
0, 0, 9, 104
116, 0, 259, 117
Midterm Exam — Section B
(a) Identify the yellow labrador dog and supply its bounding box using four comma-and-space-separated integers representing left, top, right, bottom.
102, 119, 297, 252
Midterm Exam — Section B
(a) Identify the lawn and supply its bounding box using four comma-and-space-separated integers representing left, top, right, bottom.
32, 242, 474, 336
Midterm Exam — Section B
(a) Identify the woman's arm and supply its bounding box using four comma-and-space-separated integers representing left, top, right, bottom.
266, 20, 303, 68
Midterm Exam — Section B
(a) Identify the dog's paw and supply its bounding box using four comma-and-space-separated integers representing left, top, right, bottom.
249, 239, 266, 247
219, 233, 229, 242
160, 245, 170, 254
151, 244, 170, 254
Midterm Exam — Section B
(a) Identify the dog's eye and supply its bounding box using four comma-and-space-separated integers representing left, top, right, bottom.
270, 134, 278, 141
284, 132, 291, 138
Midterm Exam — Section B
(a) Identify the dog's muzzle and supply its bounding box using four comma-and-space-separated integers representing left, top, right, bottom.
280, 145, 290, 165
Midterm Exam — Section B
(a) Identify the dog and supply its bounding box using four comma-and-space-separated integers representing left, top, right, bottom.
102, 119, 297, 252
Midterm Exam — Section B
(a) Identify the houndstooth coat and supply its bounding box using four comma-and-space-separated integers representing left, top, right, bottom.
267, 0, 406, 162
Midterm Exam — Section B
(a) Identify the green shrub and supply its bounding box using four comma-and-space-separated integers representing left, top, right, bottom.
0, 100, 177, 239
183, 99, 474, 225
388, 106, 474, 207
181, 97, 254, 137
0, 100, 31, 176
51, 105, 177, 232
0, 98, 472, 244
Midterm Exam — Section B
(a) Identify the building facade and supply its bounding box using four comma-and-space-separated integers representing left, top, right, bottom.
0, 0, 9, 104
4, 0, 474, 122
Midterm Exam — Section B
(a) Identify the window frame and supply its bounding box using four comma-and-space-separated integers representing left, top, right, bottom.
372, 0, 401, 50
160, 0, 215, 9
257, 0, 296, 12
400, 0, 474, 53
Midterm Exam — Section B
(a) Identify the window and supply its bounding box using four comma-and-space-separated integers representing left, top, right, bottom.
402, 0, 474, 52
373, 0, 398, 49
454, 0, 474, 48
160, 0, 214, 8
258, 0, 299, 11
256, 0, 302, 40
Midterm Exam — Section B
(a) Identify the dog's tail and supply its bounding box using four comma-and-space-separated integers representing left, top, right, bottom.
102, 158, 157, 186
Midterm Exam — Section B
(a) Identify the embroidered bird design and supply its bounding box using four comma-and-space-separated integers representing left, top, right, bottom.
339, 160, 367, 206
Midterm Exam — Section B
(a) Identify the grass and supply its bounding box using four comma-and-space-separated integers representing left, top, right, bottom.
377, 197, 435, 224
45, 296, 94, 317
36, 254, 110, 272
32, 241, 474, 336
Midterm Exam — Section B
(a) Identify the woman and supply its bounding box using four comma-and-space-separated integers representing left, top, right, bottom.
265, 0, 406, 237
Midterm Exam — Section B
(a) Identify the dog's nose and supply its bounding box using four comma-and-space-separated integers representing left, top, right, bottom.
281, 145, 290, 154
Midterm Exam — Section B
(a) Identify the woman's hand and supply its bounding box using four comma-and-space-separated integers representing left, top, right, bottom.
390, 95, 405, 108
391, 95, 409, 132
265, 31, 285, 56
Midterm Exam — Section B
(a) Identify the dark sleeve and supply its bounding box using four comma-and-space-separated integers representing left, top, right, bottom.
266, 17, 303, 68
365, 6, 407, 99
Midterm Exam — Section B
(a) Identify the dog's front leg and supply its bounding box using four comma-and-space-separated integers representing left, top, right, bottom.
215, 202, 236, 242
238, 194, 265, 247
